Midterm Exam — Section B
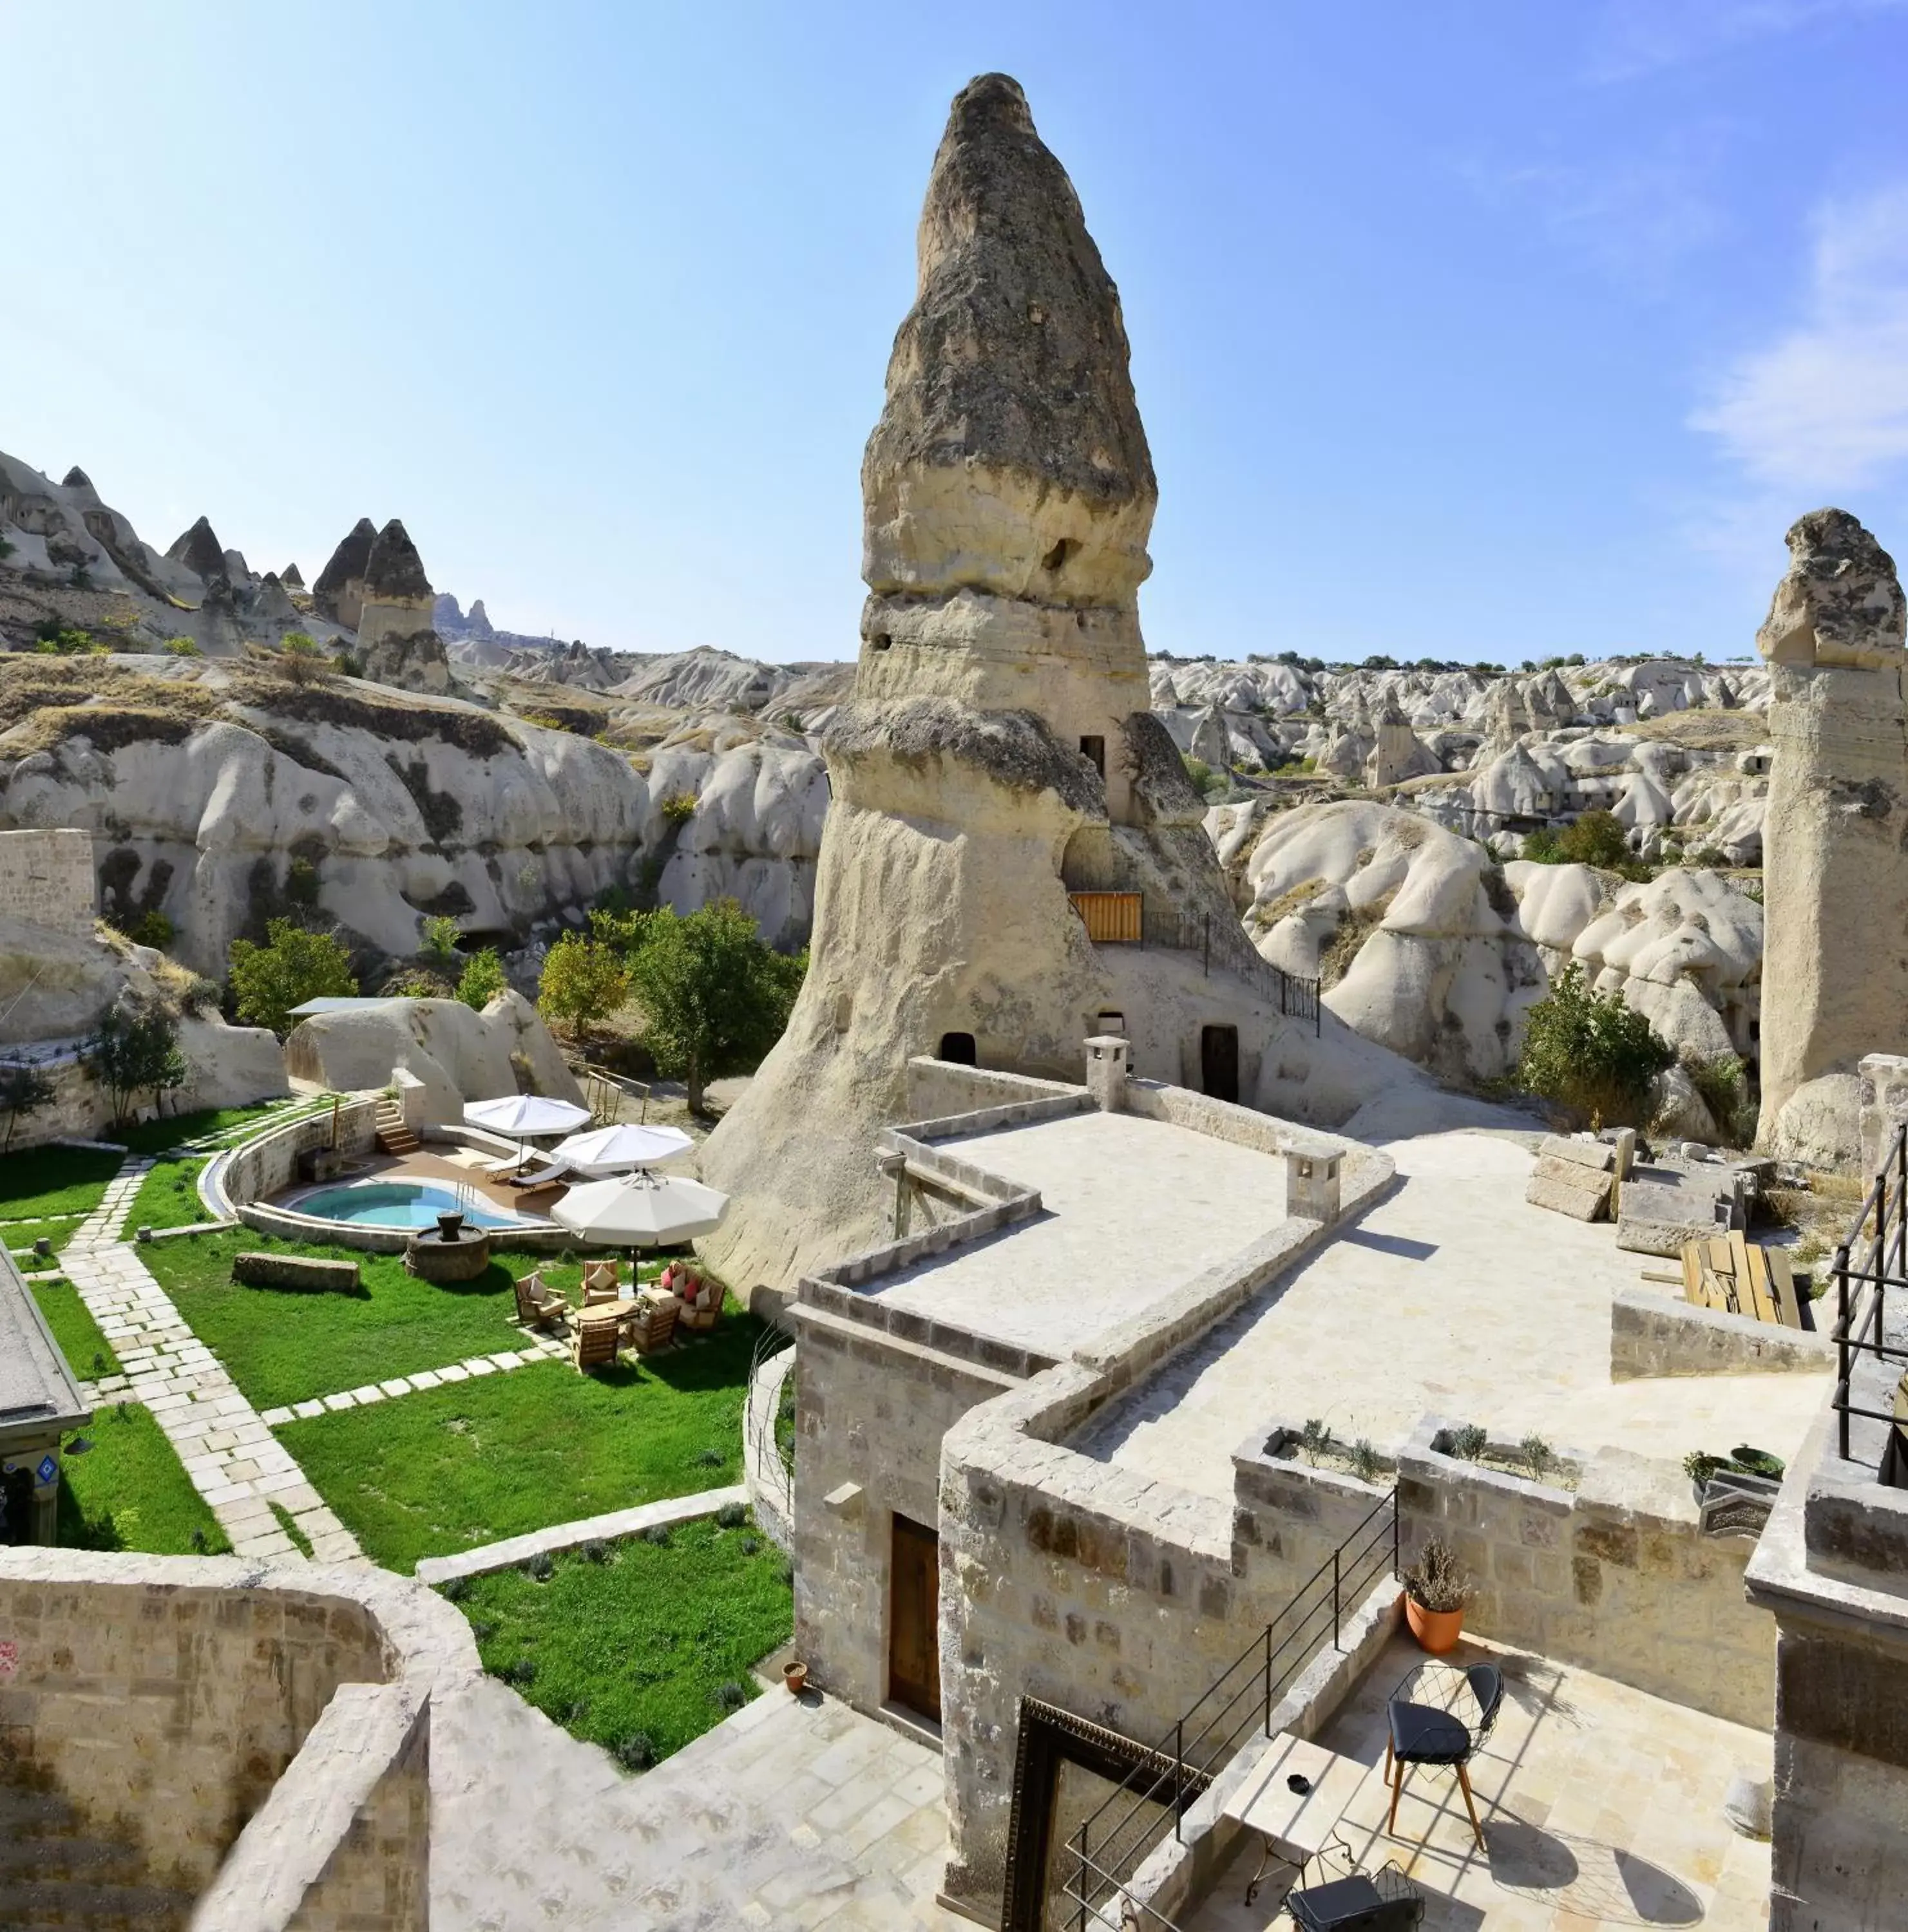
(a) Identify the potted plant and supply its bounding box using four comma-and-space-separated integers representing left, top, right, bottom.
783, 1658, 808, 1695
1401, 1537, 1475, 1654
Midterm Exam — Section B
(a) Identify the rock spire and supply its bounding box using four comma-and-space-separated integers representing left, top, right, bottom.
166, 515, 226, 582
312, 517, 377, 629
1755, 507, 1908, 1163
357, 518, 450, 695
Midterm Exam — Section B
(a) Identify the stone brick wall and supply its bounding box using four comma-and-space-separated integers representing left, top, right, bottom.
0, 1562, 389, 1900
1610, 1285, 1835, 1381
1398, 1420, 1772, 1730
0, 828, 95, 937
904, 1054, 1084, 1121
220, 1099, 379, 1209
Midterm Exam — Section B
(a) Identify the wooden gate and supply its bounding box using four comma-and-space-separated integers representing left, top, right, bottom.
1067, 891, 1141, 943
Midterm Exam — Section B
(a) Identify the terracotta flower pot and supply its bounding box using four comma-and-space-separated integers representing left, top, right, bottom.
1405, 1596, 1465, 1654
783, 1660, 808, 1695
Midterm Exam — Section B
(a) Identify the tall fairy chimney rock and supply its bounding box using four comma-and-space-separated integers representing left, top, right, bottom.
857, 72, 1155, 819
357, 519, 451, 694
166, 515, 227, 583
312, 517, 377, 629
1755, 508, 1908, 1164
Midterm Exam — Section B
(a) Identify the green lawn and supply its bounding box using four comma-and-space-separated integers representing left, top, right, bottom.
280, 1318, 761, 1573
5, 1217, 86, 1260
444, 1514, 791, 1766
144, 1229, 674, 1412
126, 1155, 211, 1231
31, 1278, 120, 1380
121, 1098, 305, 1157
0, 1144, 122, 1221
56, 1404, 232, 1556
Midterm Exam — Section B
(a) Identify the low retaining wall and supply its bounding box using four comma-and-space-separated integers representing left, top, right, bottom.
1611, 1284, 1835, 1380
217, 1097, 381, 1213
1398, 1417, 1772, 1730
745, 1345, 796, 1555
414, 1484, 747, 1587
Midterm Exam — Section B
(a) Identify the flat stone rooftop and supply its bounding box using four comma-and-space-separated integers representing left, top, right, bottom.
1076, 1130, 1829, 1497
863, 1110, 1292, 1358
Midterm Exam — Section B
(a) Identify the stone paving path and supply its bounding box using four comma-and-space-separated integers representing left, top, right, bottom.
258, 1335, 570, 1427
61, 1155, 363, 1566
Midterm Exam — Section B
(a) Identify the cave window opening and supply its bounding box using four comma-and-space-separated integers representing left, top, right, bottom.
938, 1031, 977, 1066
870, 633, 892, 653
1042, 538, 1077, 574
1079, 735, 1105, 778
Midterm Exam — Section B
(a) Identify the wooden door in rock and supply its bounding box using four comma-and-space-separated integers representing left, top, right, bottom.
888, 1512, 942, 1721
1201, 1023, 1239, 1104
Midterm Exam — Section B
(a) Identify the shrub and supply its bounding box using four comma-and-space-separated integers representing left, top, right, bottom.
1520, 809, 1652, 880
33, 625, 96, 656
1298, 1418, 1333, 1466
640, 1524, 671, 1547
658, 791, 699, 828
1516, 962, 1675, 1129
284, 857, 321, 909
692, 1446, 725, 1470
163, 636, 202, 657
1449, 1423, 1488, 1461
1687, 1053, 1755, 1147
227, 919, 359, 1036
457, 948, 508, 1012
179, 975, 222, 1015
440, 1576, 473, 1603
715, 1501, 747, 1529
711, 1680, 748, 1712
276, 632, 326, 684
612, 1731, 657, 1772
418, 914, 463, 969
128, 909, 175, 951
1401, 1537, 1476, 1615
1351, 1438, 1383, 1483
523, 1551, 555, 1582
537, 932, 629, 1039
1181, 755, 1213, 790
1521, 1434, 1555, 1482
580, 1538, 614, 1564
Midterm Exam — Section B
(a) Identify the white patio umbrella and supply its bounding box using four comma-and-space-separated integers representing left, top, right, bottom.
463, 1094, 592, 1165
550, 1172, 730, 1247
552, 1122, 694, 1174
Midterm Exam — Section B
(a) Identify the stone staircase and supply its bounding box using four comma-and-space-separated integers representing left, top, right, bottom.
375, 1097, 420, 1157
0, 1778, 198, 1931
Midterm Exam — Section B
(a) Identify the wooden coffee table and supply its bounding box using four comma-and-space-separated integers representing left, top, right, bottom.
1221, 1731, 1369, 1904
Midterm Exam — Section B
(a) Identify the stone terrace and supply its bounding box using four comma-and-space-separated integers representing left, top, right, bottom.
858, 1109, 1294, 1358
1078, 1129, 1829, 1499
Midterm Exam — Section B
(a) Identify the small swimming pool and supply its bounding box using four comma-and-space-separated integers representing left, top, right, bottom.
293, 1182, 524, 1230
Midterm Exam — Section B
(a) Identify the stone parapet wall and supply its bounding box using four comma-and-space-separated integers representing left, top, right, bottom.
1610, 1285, 1836, 1380
190, 1683, 429, 1932
0, 827, 95, 936
903, 1054, 1085, 1122
1398, 1419, 1771, 1730
745, 1345, 796, 1555
0, 1548, 477, 1930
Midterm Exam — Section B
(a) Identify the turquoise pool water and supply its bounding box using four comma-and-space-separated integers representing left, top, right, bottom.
294, 1181, 521, 1229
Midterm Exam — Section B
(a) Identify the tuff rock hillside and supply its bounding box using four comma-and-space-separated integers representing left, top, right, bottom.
1, 426, 1777, 1123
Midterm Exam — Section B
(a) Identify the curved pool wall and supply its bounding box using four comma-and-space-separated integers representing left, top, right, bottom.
292, 1181, 526, 1231
207, 1095, 584, 1255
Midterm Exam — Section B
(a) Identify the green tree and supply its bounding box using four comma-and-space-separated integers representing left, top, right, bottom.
418, 914, 463, 969
227, 919, 358, 1036
457, 948, 508, 1011
0, 1061, 57, 1152
1521, 809, 1650, 878
86, 1004, 189, 1129
1516, 962, 1675, 1129
276, 632, 326, 684
537, 933, 629, 1041
625, 898, 804, 1114
129, 910, 175, 951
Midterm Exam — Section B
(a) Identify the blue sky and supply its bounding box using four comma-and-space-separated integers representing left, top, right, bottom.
6, 1, 1907, 665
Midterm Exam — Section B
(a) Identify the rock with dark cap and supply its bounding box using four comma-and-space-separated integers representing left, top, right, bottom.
358, 517, 450, 695
61, 466, 91, 489
166, 515, 227, 583
312, 516, 376, 628
280, 562, 305, 590
861, 71, 1155, 607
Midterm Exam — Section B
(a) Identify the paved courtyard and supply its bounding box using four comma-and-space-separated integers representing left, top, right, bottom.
1079, 1130, 1829, 1497
432, 1670, 966, 1930
865, 1110, 1292, 1356
1185, 1632, 1772, 1931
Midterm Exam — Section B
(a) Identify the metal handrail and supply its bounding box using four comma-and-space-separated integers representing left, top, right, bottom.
1065, 1484, 1398, 1929
1833, 1122, 1908, 1461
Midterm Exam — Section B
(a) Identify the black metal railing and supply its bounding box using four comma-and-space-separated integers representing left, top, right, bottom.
1139, 907, 1322, 1037
1832, 1121, 1908, 1465
1063, 1485, 1398, 1930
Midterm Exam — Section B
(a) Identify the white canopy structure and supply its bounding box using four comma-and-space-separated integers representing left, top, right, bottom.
551, 1122, 694, 1173
463, 1095, 592, 1137
550, 1173, 730, 1247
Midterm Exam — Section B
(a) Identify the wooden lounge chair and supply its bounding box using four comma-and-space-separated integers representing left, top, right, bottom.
572, 1308, 623, 1372
676, 1272, 722, 1333
626, 1291, 679, 1354
513, 1269, 567, 1331
582, 1259, 624, 1304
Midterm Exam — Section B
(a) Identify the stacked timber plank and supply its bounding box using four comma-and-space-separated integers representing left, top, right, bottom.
1525, 1132, 1633, 1222
1680, 1231, 1810, 1329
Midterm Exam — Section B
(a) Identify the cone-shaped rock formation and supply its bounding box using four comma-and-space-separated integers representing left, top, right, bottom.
312, 516, 376, 627
358, 518, 450, 694
166, 515, 226, 583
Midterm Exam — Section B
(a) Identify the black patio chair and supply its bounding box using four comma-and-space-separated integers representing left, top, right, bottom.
1287, 1859, 1425, 1931
1384, 1661, 1503, 1848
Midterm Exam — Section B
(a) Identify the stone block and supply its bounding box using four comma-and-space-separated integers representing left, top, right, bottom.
231, 1252, 361, 1294
1539, 1134, 1616, 1173
1525, 1159, 1612, 1220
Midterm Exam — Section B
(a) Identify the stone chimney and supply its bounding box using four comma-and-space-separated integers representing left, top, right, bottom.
1083, 1034, 1129, 1112
1283, 1139, 1342, 1220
